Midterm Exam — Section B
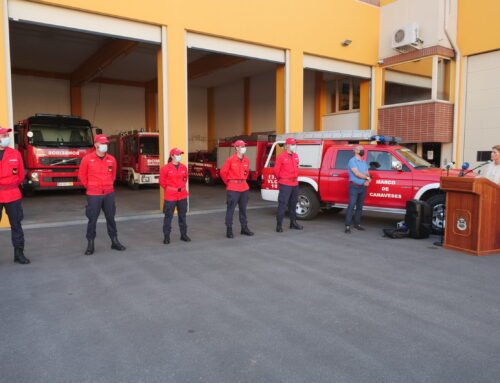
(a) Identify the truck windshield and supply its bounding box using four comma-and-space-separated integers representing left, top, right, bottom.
30, 123, 93, 147
396, 148, 432, 169
140, 136, 159, 155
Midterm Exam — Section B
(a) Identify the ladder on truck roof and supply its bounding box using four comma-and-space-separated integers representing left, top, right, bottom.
276, 130, 375, 142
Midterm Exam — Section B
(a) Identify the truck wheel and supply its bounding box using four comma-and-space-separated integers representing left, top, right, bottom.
128, 175, 139, 190
296, 186, 320, 220
427, 194, 445, 235
203, 171, 214, 186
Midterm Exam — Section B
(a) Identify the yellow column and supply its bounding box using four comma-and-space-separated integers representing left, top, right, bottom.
70, 86, 82, 117
275, 64, 285, 135
359, 80, 370, 130
373, 66, 384, 132
157, 46, 165, 206
314, 72, 326, 131
0, 2, 11, 229
289, 49, 304, 133
207, 87, 216, 150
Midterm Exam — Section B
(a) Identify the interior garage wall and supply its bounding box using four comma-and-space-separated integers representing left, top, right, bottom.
303, 69, 315, 132
82, 83, 145, 136
12, 75, 70, 122
214, 80, 244, 139
188, 86, 207, 152
12, 75, 146, 136
249, 70, 276, 133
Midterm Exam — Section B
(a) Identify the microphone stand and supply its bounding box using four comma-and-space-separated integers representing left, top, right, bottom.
435, 163, 453, 247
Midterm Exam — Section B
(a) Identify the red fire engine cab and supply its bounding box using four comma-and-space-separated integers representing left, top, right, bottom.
261, 130, 474, 233
109, 131, 160, 189
14, 114, 97, 193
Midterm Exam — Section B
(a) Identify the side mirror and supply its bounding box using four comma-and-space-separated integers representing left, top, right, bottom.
95, 128, 103, 135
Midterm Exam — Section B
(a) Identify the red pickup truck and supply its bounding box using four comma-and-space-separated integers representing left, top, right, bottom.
261, 131, 473, 233
188, 150, 219, 185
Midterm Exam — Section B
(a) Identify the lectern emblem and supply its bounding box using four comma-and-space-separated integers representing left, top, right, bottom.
456, 217, 467, 231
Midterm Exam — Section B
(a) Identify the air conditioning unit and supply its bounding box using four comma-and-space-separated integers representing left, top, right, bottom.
392, 22, 422, 53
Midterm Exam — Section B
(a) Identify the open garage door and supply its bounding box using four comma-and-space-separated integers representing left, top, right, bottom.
8, 0, 161, 44
7, 3, 162, 226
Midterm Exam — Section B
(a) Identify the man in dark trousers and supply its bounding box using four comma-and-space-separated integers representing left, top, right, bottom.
345, 145, 371, 234
274, 137, 303, 232
220, 139, 254, 239
0, 127, 30, 264
159, 147, 191, 244
78, 134, 126, 255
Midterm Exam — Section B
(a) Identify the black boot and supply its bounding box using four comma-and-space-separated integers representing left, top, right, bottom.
85, 240, 95, 255
241, 226, 254, 236
180, 233, 191, 242
290, 220, 303, 230
163, 235, 170, 244
14, 248, 30, 264
226, 227, 234, 239
276, 222, 283, 233
111, 237, 126, 251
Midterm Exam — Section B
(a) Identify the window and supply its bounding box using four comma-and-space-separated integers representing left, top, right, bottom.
139, 136, 158, 156
437, 58, 451, 101
326, 79, 361, 114
129, 137, 138, 156
367, 151, 402, 171
334, 150, 354, 169
296, 144, 322, 169
477, 151, 491, 162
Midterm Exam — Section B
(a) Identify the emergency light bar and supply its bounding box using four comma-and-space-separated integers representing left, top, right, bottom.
276, 130, 376, 142
34, 113, 81, 119
371, 135, 402, 145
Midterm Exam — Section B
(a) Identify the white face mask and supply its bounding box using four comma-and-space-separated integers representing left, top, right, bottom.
174, 155, 182, 162
0, 137, 10, 148
239, 147, 247, 155
289, 145, 297, 152
98, 144, 108, 153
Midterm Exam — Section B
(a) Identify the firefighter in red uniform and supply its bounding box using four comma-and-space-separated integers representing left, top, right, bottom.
78, 134, 126, 255
159, 148, 191, 244
0, 127, 30, 264
220, 140, 254, 238
274, 137, 303, 232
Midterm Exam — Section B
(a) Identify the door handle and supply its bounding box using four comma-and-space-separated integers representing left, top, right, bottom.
332, 173, 339, 177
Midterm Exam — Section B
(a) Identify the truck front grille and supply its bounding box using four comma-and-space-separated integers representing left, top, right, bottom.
40, 157, 82, 166
44, 177, 79, 183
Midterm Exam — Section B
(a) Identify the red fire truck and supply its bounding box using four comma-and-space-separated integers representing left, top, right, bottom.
14, 114, 97, 193
108, 131, 160, 189
261, 130, 474, 233
188, 150, 219, 185
217, 132, 275, 186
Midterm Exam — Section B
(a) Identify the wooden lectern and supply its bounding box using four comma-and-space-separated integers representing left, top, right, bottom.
441, 176, 500, 256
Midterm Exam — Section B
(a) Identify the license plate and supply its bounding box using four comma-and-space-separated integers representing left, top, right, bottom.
57, 182, 74, 187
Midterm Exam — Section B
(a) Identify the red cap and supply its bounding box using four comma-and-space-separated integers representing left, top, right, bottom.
285, 138, 297, 145
169, 147, 184, 156
94, 134, 109, 144
233, 140, 246, 147
0, 127, 12, 134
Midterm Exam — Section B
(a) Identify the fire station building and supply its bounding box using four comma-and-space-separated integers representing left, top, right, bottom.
0, 0, 499, 226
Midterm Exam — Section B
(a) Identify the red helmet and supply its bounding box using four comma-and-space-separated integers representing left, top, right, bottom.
169, 147, 184, 156
233, 140, 246, 147
0, 127, 12, 134
285, 138, 297, 145
94, 134, 110, 144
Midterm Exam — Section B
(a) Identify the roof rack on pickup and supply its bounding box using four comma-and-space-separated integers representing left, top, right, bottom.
276, 130, 376, 142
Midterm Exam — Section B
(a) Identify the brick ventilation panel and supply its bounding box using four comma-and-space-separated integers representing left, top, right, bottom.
378, 102, 454, 143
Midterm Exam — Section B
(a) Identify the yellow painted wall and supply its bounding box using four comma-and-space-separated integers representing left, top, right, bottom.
388, 58, 433, 77
380, 0, 398, 5
458, 0, 500, 56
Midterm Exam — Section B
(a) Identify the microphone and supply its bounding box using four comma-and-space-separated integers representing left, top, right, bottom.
463, 160, 492, 176
444, 161, 455, 177
458, 162, 470, 177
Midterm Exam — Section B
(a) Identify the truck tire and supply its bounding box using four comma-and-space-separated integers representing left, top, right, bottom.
203, 171, 214, 186
426, 194, 445, 235
296, 185, 320, 220
128, 175, 139, 190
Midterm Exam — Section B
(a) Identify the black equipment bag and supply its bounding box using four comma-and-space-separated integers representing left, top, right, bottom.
404, 200, 432, 239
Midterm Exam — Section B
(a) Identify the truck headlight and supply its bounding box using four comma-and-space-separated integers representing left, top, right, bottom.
31, 172, 39, 181
142, 176, 150, 183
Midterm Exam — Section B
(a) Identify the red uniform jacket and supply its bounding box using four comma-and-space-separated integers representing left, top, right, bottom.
78, 152, 116, 196
220, 154, 250, 192
159, 162, 189, 201
274, 151, 300, 186
0, 147, 24, 203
